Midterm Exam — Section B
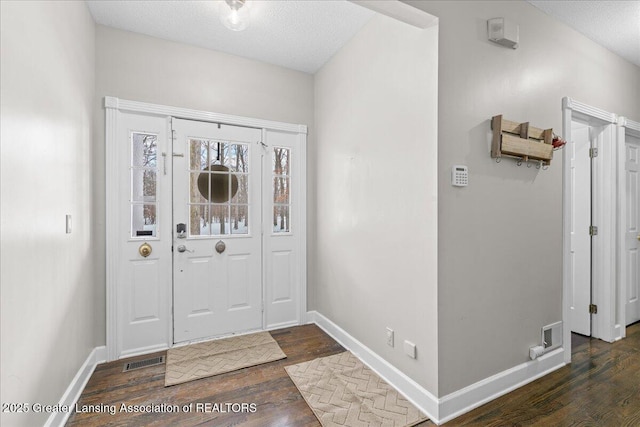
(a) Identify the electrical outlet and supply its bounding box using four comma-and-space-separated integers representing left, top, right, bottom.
386, 327, 394, 347
404, 340, 416, 359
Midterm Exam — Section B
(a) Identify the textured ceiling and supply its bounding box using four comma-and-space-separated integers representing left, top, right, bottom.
86, 0, 375, 74
527, 0, 640, 67
87, 1, 640, 73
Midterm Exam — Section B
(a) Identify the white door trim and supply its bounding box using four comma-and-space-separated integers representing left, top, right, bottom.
105, 96, 307, 361
562, 97, 618, 363
617, 117, 640, 335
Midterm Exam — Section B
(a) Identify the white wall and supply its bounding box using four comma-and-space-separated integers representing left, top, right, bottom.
313, 14, 439, 393
405, 0, 640, 396
93, 26, 316, 341
0, 2, 97, 426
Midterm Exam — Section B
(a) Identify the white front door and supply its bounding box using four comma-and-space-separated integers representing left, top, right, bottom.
107, 98, 307, 360
624, 134, 640, 326
172, 118, 263, 343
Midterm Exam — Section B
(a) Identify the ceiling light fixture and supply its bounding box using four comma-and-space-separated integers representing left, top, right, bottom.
219, 0, 250, 32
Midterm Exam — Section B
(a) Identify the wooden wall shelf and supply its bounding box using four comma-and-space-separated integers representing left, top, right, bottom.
491, 115, 553, 166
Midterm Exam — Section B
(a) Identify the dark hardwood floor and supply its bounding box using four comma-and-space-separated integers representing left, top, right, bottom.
444, 321, 640, 426
67, 325, 345, 427
67, 322, 640, 426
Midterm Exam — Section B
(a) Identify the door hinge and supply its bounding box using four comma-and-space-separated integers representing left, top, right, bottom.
589, 147, 598, 158
589, 304, 598, 314
589, 225, 598, 236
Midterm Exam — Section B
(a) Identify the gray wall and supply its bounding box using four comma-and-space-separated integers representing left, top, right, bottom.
93, 26, 316, 343
313, 14, 439, 393
405, 0, 640, 396
0, 2, 97, 426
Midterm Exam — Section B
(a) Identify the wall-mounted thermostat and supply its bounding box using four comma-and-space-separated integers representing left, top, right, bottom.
451, 165, 468, 187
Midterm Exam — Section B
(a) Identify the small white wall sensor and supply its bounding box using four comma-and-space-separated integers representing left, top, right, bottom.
451, 165, 468, 187
488, 18, 519, 49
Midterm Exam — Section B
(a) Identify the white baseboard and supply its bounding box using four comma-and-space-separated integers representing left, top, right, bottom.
437, 347, 565, 424
307, 310, 566, 425
44, 346, 106, 427
307, 311, 440, 421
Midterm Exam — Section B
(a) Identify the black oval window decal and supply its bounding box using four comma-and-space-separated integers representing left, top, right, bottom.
197, 164, 239, 203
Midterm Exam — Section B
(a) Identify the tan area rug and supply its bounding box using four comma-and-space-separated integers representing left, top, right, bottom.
165, 331, 286, 386
285, 351, 428, 427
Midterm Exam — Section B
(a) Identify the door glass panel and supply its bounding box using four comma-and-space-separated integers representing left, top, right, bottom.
132, 204, 157, 237
132, 169, 157, 202
231, 205, 249, 234
189, 204, 209, 236
132, 133, 157, 168
211, 204, 231, 235
190, 173, 208, 204
188, 138, 249, 236
189, 139, 210, 171
232, 174, 249, 204
273, 147, 289, 176
273, 177, 290, 204
131, 132, 158, 238
229, 143, 249, 172
272, 147, 291, 234
273, 206, 289, 233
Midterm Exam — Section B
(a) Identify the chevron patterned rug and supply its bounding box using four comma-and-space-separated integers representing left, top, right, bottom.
285, 351, 428, 427
165, 331, 286, 386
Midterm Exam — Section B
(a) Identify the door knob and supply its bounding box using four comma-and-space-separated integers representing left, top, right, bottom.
215, 240, 226, 254
177, 245, 186, 253
139, 242, 152, 258
637, 234, 640, 241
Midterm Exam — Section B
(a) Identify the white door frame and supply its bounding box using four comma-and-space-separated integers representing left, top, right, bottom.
617, 117, 640, 334
105, 96, 307, 361
562, 97, 619, 363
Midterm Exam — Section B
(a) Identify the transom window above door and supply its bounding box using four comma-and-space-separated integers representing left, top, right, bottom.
188, 139, 249, 236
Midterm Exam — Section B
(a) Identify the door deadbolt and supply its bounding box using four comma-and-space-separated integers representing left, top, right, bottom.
176, 223, 186, 239
139, 242, 152, 258
215, 240, 226, 254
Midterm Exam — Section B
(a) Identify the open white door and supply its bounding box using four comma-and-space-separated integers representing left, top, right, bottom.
568, 122, 592, 336
623, 133, 640, 326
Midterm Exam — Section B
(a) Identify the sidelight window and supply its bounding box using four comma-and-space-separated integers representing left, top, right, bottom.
131, 132, 158, 238
272, 147, 291, 233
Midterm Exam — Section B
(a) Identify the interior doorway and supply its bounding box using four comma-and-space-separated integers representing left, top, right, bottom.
562, 98, 619, 358
105, 98, 307, 361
